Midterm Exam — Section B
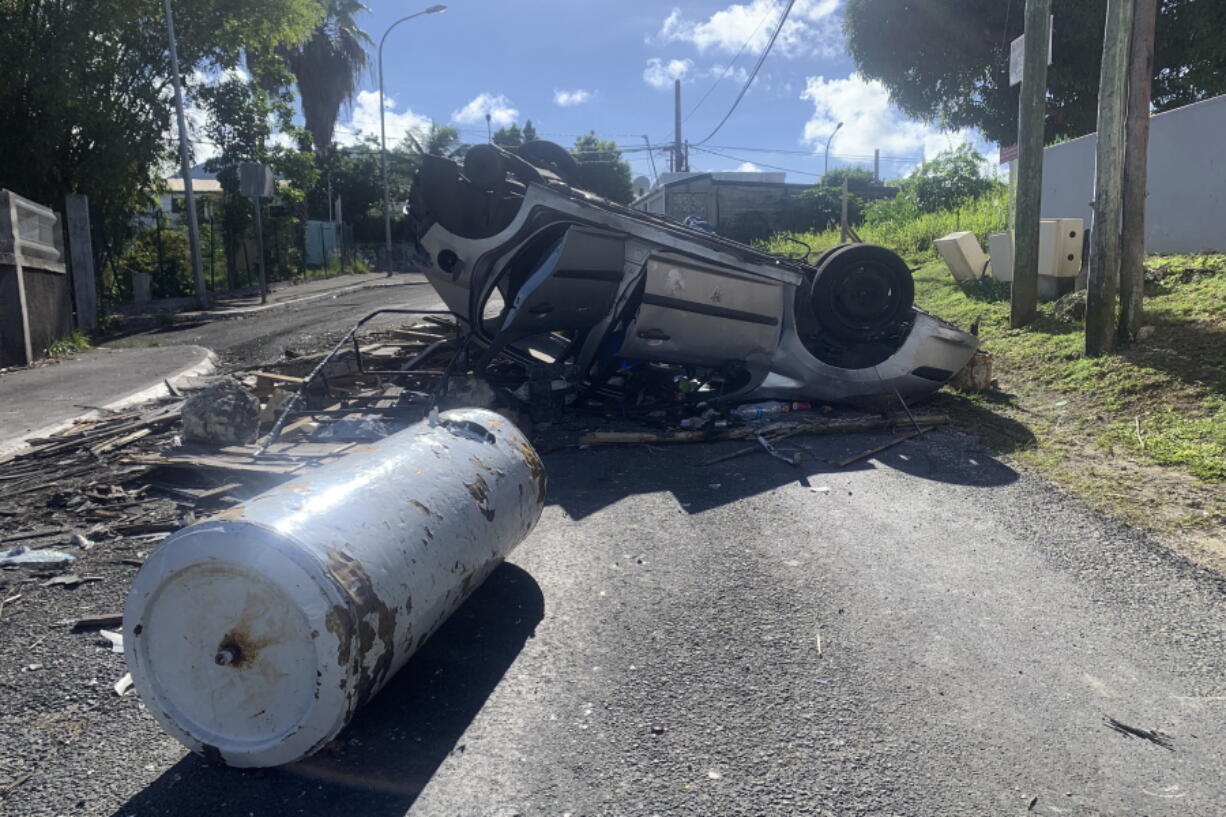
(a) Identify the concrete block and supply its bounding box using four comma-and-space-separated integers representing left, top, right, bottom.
934, 231, 991, 283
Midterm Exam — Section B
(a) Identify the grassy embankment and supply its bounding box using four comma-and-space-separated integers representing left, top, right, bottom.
765, 193, 1226, 567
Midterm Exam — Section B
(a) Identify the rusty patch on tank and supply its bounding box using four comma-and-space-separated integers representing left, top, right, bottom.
470, 455, 493, 473
464, 474, 496, 521
216, 506, 246, 520
214, 627, 279, 669
325, 550, 399, 712
279, 481, 314, 494
519, 440, 547, 504
409, 499, 431, 515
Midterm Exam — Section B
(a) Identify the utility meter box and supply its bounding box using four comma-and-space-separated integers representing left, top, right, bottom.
987, 231, 1014, 282
1039, 218, 1083, 277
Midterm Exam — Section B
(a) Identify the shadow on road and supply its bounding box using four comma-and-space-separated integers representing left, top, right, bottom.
544, 424, 1020, 521
109, 562, 544, 817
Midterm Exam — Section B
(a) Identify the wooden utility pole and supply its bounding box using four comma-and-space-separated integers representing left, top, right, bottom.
1085, 0, 1136, 356
840, 177, 850, 243
1119, 0, 1157, 342
1010, 0, 1052, 329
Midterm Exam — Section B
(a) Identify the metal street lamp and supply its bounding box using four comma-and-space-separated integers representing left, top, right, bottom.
379, 4, 447, 277
823, 121, 844, 177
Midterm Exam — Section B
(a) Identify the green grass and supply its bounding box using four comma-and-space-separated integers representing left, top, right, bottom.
763, 186, 1010, 263
45, 329, 92, 358
766, 181, 1226, 550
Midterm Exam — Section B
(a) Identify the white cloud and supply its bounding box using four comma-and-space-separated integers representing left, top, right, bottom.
643, 57, 694, 89
657, 0, 842, 59
451, 92, 518, 128
800, 72, 978, 172
553, 88, 592, 107
335, 89, 431, 148
736, 161, 761, 172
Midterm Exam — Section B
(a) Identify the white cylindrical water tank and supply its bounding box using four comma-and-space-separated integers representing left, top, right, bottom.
123, 408, 546, 767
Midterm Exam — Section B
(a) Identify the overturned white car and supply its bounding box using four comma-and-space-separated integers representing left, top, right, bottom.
408, 141, 978, 407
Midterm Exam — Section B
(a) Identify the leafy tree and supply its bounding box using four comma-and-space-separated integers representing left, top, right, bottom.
0, 0, 321, 275
281, 0, 371, 159
493, 123, 524, 149
820, 167, 878, 189
522, 120, 538, 142
572, 132, 633, 203
404, 122, 467, 159
896, 144, 994, 213
844, 0, 1226, 144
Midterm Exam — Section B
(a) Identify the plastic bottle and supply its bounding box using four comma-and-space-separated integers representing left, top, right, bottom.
729, 401, 812, 421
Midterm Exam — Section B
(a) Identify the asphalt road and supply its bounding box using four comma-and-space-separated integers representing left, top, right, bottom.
5, 289, 1224, 816
106, 278, 447, 367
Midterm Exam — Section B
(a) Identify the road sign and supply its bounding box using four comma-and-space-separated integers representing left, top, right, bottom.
1010, 16, 1053, 86
999, 143, 1020, 165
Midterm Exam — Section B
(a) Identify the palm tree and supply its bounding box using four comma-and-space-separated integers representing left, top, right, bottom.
402, 122, 467, 160
284, 0, 372, 159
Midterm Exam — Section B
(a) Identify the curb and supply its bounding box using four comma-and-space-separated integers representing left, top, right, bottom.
174, 276, 427, 322
0, 347, 217, 463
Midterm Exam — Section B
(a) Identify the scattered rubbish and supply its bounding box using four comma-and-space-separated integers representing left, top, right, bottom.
72, 613, 123, 631
41, 574, 103, 588
0, 546, 76, 568
98, 630, 124, 653
69, 532, 93, 549
950, 350, 994, 392
755, 433, 799, 466
810, 486, 831, 493
707, 770, 722, 781
113, 673, 133, 697
650, 724, 666, 735
1027, 795, 1038, 811
0, 594, 21, 620
124, 408, 546, 767
181, 376, 261, 446
1135, 325, 1156, 341
816, 633, 823, 656
837, 427, 934, 468
1103, 716, 1174, 750
24, 663, 44, 672
729, 401, 810, 422
584, 413, 949, 448
0, 771, 31, 798
313, 414, 394, 442
0, 526, 68, 544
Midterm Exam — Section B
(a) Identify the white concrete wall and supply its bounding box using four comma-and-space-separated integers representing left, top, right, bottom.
1016, 93, 1226, 254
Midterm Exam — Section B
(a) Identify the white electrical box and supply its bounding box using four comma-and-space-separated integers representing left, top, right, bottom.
1039, 218, 1083, 277
987, 231, 1014, 282
934, 231, 991, 283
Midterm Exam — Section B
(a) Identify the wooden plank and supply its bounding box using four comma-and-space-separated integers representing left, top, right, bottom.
89, 427, 151, 456
124, 454, 304, 475
250, 370, 305, 385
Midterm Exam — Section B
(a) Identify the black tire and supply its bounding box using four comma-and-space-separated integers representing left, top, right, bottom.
517, 140, 582, 187
808, 243, 914, 343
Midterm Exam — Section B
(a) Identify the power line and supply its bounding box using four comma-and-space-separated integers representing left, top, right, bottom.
691, 0, 796, 147
682, 3, 776, 124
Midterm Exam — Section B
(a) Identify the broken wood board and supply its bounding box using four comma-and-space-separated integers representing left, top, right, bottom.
578, 414, 950, 447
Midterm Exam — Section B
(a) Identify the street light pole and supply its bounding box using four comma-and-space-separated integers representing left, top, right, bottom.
380, 4, 446, 277
163, 0, 207, 307
824, 121, 843, 177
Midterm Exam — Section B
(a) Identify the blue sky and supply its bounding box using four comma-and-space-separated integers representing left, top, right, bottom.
335, 0, 996, 183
